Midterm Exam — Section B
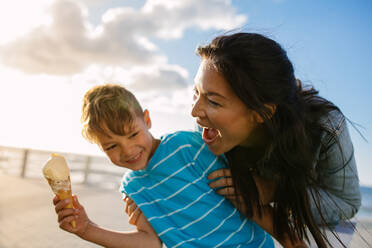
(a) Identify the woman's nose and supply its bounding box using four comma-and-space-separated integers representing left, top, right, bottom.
191, 98, 204, 118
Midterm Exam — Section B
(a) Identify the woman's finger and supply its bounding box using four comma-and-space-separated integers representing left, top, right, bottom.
128, 207, 143, 225
209, 177, 233, 189
124, 197, 134, 214
208, 168, 232, 180
127, 201, 138, 216
126, 197, 134, 205
216, 186, 236, 196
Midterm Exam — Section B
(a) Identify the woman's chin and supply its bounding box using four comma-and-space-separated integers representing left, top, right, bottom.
205, 141, 225, 155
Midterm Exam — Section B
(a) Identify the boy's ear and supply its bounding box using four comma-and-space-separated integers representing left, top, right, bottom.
143, 109, 152, 128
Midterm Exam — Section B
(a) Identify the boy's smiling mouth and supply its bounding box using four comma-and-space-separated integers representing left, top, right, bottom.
126, 151, 143, 164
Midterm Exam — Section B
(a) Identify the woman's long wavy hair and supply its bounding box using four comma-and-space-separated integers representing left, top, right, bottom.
196, 33, 346, 247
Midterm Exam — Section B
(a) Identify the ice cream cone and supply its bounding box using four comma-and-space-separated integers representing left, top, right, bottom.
43, 154, 76, 228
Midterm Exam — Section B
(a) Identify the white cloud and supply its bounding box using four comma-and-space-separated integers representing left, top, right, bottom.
0, 1, 165, 75
0, 0, 246, 77
142, 0, 247, 39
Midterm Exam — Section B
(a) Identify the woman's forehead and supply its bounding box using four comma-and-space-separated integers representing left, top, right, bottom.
194, 60, 234, 97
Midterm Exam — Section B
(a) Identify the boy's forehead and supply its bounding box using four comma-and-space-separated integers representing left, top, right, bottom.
98, 119, 136, 137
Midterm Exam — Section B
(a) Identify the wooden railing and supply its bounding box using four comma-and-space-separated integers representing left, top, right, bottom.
0, 145, 128, 189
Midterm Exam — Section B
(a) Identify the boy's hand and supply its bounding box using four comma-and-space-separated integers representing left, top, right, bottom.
53, 195, 90, 238
124, 196, 143, 225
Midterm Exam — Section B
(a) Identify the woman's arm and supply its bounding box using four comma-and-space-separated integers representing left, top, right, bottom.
54, 195, 161, 248
310, 116, 361, 225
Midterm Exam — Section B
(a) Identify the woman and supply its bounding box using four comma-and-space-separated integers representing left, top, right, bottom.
191, 32, 361, 247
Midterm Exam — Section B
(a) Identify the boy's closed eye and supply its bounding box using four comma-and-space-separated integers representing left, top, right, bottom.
104, 144, 116, 151
129, 131, 139, 139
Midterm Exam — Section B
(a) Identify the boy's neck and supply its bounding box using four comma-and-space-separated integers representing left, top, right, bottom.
149, 137, 161, 160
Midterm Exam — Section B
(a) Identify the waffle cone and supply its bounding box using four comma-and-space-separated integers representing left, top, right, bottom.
47, 177, 76, 228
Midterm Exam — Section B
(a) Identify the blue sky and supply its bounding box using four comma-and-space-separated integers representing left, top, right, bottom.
0, 0, 370, 185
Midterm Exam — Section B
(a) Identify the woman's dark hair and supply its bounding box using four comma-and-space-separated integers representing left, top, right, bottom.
196, 33, 345, 247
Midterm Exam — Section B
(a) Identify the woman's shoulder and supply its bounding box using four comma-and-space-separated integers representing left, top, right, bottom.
315, 109, 354, 162
318, 109, 346, 135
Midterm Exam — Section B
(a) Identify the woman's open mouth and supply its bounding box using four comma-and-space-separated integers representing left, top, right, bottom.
202, 127, 220, 145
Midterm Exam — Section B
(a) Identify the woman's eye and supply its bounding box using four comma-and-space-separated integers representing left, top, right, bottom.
208, 99, 221, 107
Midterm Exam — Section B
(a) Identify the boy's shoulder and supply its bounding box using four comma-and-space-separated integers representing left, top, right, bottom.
161, 130, 203, 147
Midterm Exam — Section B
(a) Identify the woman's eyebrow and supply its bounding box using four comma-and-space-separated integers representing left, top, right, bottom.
205, 91, 227, 99
194, 83, 227, 99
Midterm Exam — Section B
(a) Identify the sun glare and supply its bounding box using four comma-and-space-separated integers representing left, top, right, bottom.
0, 0, 51, 44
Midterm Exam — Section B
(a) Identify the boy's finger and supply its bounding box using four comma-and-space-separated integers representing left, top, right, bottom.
53, 195, 60, 205
59, 215, 76, 231
55, 199, 71, 213
57, 208, 75, 222
72, 195, 81, 208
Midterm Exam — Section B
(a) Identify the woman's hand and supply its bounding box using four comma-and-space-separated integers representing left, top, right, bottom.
124, 197, 143, 225
208, 168, 276, 208
53, 195, 91, 238
123, 197, 160, 240
208, 168, 235, 196
207, 168, 245, 211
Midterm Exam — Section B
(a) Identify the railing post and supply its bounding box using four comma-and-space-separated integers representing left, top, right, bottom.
83, 156, 91, 184
20, 149, 29, 178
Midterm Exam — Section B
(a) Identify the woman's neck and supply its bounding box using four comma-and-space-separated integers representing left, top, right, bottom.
240, 124, 268, 149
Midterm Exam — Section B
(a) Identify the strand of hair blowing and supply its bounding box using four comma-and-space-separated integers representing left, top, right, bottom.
268, 91, 329, 247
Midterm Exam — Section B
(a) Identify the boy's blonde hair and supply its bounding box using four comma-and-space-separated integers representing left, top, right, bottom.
81, 84, 143, 143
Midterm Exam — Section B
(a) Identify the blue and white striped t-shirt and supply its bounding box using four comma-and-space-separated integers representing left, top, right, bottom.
121, 131, 273, 248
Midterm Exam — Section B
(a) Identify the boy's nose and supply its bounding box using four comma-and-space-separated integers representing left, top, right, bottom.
119, 147, 134, 161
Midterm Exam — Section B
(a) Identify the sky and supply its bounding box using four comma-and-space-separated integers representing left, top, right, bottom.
0, 0, 371, 185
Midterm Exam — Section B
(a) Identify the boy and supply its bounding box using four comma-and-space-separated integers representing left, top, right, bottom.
54, 84, 274, 247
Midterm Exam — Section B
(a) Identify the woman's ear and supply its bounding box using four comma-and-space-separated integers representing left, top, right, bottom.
265, 104, 277, 119
254, 104, 277, 123
143, 109, 152, 129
